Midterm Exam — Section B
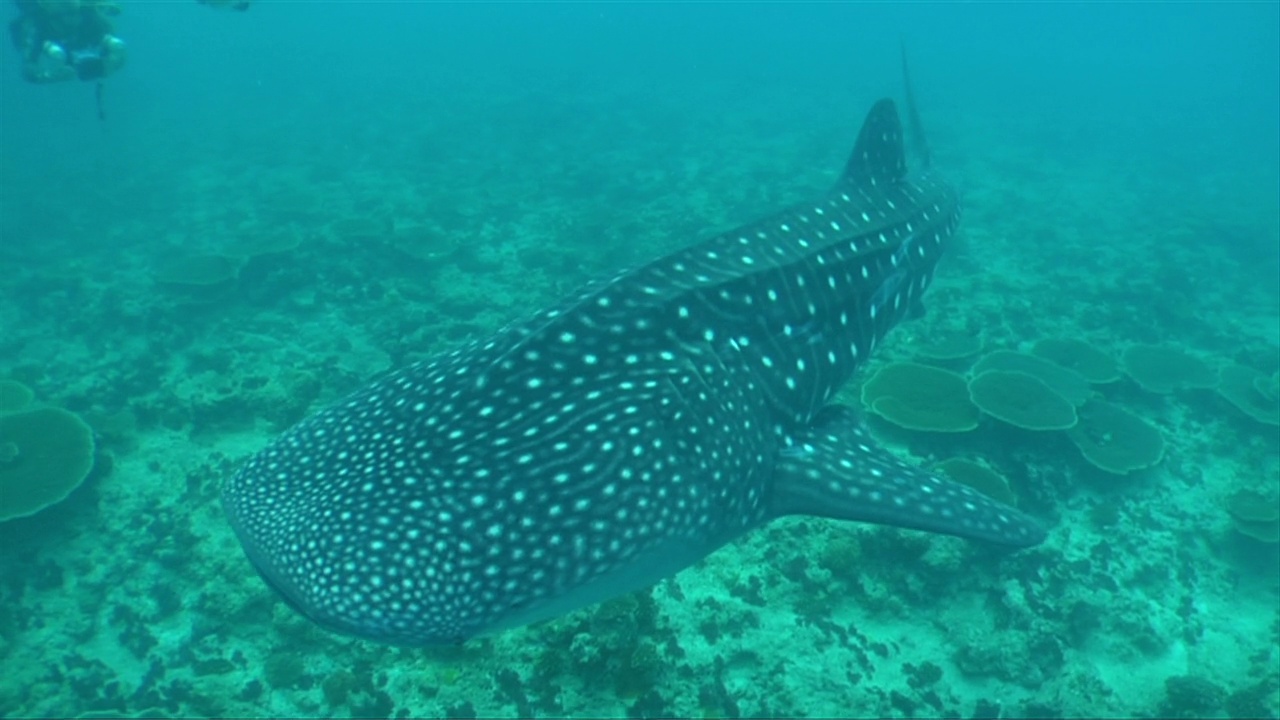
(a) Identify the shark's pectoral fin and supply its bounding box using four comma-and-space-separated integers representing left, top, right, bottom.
771, 404, 1046, 547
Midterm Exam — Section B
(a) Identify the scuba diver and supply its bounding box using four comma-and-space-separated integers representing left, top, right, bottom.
9, 0, 246, 118
8, 0, 126, 83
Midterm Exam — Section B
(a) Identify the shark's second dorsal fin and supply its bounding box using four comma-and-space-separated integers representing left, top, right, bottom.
839, 98, 907, 188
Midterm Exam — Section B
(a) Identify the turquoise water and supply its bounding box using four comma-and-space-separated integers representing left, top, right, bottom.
1, 3, 1277, 718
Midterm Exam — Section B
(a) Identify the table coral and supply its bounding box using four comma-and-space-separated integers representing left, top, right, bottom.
933, 458, 1018, 506
0, 379, 35, 413
1225, 490, 1280, 543
0, 407, 96, 522
968, 370, 1078, 431
1217, 364, 1280, 426
973, 350, 1092, 405
1031, 338, 1122, 384
1066, 400, 1165, 474
911, 332, 985, 362
859, 362, 981, 432
1120, 344, 1217, 394
153, 254, 240, 289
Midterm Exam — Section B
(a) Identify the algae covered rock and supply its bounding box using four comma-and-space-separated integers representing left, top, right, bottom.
1162, 675, 1227, 718
860, 362, 981, 432
0, 407, 96, 521
1066, 400, 1164, 474
968, 370, 1078, 431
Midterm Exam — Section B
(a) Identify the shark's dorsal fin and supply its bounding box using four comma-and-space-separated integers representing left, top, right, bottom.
841, 43, 932, 189
839, 98, 907, 188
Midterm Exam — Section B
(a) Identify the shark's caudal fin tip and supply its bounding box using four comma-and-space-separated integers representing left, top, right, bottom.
900, 39, 933, 169
773, 405, 1046, 548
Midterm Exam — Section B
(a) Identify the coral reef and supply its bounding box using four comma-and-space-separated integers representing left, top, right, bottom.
153, 254, 241, 294
968, 370, 1079, 430
1121, 344, 1218, 394
933, 458, 1018, 506
911, 332, 985, 362
0, 380, 35, 413
860, 362, 981, 432
0, 407, 96, 522
1225, 490, 1280, 543
1031, 338, 1122, 384
972, 350, 1093, 405
1161, 675, 1227, 718
1217, 364, 1280, 426
1066, 400, 1165, 474
1, 30, 1276, 719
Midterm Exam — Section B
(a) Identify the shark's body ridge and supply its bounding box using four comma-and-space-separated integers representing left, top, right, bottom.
223, 80, 1045, 646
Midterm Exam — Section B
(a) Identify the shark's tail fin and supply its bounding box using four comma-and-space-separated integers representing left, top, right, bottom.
838, 44, 933, 189
900, 38, 932, 169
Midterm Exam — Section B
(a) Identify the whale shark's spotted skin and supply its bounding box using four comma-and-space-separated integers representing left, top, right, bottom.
223, 98, 1045, 646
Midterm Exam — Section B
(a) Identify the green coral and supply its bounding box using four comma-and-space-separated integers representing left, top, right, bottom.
1217, 364, 1280, 426
322, 669, 359, 706
973, 350, 1092, 405
1031, 338, 1122, 384
1255, 372, 1279, 402
330, 215, 393, 244
968, 370, 1078, 430
933, 458, 1017, 507
1225, 490, 1279, 543
860, 362, 980, 432
1066, 400, 1164, 474
73, 709, 170, 720
224, 226, 302, 259
0, 407, 96, 522
264, 653, 309, 689
0, 380, 34, 413
912, 331, 984, 362
154, 253, 240, 288
1121, 344, 1217, 394
1161, 675, 1226, 718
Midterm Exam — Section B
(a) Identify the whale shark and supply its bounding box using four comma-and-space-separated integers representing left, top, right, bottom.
222, 68, 1046, 646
